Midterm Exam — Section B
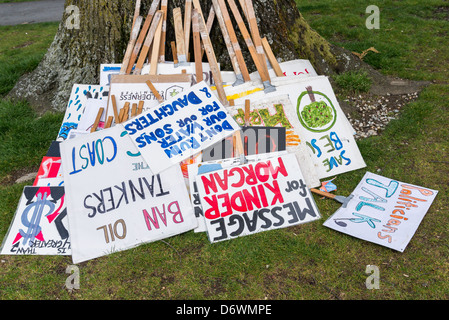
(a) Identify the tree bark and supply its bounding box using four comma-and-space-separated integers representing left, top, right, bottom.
7, 0, 427, 114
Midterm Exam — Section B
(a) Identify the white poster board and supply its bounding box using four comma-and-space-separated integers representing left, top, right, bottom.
187, 151, 288, 233
60, 125, 197, 264
196, 153, 321, 243
57, 84, 109, 141
0, 186, 70, 256
105, 74, 192, 124
226, 95, 320, 188
122, 81, 241, 175
323, 172, 438, 252
76, 98, 108, 132
233, 75, 365, 179
100, 62, 216, 86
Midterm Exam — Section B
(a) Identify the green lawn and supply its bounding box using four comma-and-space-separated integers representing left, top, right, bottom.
0, 1, 448, 301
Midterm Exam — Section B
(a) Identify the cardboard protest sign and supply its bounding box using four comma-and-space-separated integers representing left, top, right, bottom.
323, 172, 438, 252
0, 186, 70, 256
202, 126, 286, 161
122, 81, 241, 175
195, 153, 321, 243
57, 84, 109, 141
60, 125, 197, 264
226, 95, 320, 188
100, 63, 216, 86
250, 59, 318, 80
188, 151, 288, 233
105, 74, 192, 123
233, 76, 365, 180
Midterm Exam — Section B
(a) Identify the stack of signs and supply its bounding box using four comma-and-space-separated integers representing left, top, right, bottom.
195, 153, 321, 243
0, 186, 70, 256
60, 125, 197, 264
122, 81, 241, 174
323, 172, 438, 252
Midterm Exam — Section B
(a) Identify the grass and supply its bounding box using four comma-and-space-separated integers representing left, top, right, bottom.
0, 0, 448, 301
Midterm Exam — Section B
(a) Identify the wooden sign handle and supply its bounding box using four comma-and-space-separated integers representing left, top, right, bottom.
120, 15, 143, 75
191, 9, 204, 83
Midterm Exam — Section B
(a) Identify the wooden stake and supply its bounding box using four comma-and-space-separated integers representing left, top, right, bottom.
91, 107, 104, 133
132, 0, 142, 30
212, 0, 245, 85
192, 9, 203, 83
137, 101, 144, 115
126, 0, 162, 74
111, 95, 120, 122
171, 41, 179, 66
196, 8, 228, 106
131, 103, 138, 117
158, 0, 168, 62
105, 116, 114, 129
174, 7, 187, 65
120, 15, 143, 75
244, 99, 250, 126
217, 0, 250, 82
133, 10, 163, 75
184, 0, 192, 62
261, 37, 284, 77
146, 80, 164, 103
227, 0, 274, 91
150, 15, 164, 75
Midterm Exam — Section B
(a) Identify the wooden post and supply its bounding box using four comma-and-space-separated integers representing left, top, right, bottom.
184, 0, 192, 62
244, 99, 250, 126
173, 7, 187, 65
120, 16, 143, 75
146, 80, 164, 103
133, 10, 163, 75
126, 0, 161, 74
196, 8, 228, 106
217, 0, 250, 82
105, 116, 114, 129
90, 107, 104, 133
132, 0, 142, 30
150, 15, 164, 75
158, 0, 168, 62
227, 0, 275, 92
171, 41, 179, 66
191, 9, 203, 83
261, 37, 284, 77
110, 95, 120, 123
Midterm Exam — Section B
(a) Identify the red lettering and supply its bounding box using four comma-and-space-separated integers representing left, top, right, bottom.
229, 167, 245, 188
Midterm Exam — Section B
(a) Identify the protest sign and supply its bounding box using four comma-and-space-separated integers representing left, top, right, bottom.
60, 125, 197, 264
202, 126, 286, 161
57, 84, 109, 141
195, 153, 321, 243
122, 81, 241, 174
188, 151, 288, 233
233, 76, 365, 180
226, 95, 320, 188
105, 74, 192, 124
76, 99, 108, 133
99, 62, 216, 86
33, 141, 64, 187
323, 172, 438, 252
0, 186, 70, 256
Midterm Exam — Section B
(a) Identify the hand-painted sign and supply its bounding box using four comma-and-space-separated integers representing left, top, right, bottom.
188, 151, 288, 233
57, 84, 108, 141
195, 153, 321, 243
122, 81, 241, 174
227, 95, 320, 188
0, 186, 70, 256
323, 172, 438, 252
60, 125, 197, 264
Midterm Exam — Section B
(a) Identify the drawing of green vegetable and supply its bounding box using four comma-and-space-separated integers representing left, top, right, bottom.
297, 86, 337, 132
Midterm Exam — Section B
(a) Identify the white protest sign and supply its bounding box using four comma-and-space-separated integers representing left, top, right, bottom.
323, 172, 438, 252
187, 151, 288, 233
122, 81, 241, 175
99, 62, 216, 86
0, 186, 70, 256
196, 153, 321, 243
60, 125, 197, 264
76, 98, 108, 132
226, 95, 321, 188
57, 84, 109, 141
236, 75, 365, 179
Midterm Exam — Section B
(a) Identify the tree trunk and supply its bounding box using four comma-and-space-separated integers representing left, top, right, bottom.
7, 0, 427, 114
